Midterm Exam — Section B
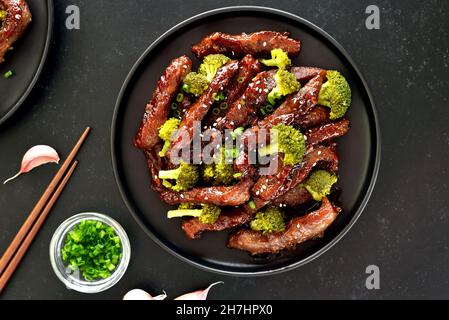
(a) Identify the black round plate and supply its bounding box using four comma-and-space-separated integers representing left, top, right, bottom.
112, 6, 380, 276
0, 0, 53, 125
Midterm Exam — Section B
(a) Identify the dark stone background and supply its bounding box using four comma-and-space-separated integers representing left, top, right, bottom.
0, 0, 448, 299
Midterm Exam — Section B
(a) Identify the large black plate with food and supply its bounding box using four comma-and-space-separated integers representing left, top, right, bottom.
112, 6, 380, 275
0, 0, 53, 125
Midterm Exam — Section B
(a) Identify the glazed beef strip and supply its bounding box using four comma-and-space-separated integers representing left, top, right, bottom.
182, 197, 268, 239
228, 197, 341, 255
192, 31, 301, 59
272, 186, 313, 207
298, 106, 330, 129
215, 66, 325, 131
160, 177, 253, 206
253, 145, 339, 201
258, 70, 327, 129
305, 118, 350, 146
0, 0, 32, 62
134, 55, 192, 150
204, 54, 261, 127
144, 143, 167, 192
167, 60, 239, 159
214, 70, 276, 130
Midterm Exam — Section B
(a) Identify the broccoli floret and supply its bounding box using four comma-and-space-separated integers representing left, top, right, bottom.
318, 70, 351, 120
0, 10, 6, 21
158, 162, 199, 191
260, 48, 292, 69
202, 147, 235, 185
250, 206, 286, 234
302, 170, 338, 201
158, 118, 181, 157
258, 124, 305, 166
167, 203, 221, 224
182, 72, 209, 96
199, 54, 231, 82
267, 69, 300, 105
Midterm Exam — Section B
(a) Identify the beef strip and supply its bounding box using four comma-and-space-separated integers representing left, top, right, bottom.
305, 118, 350, 146
272, 186, 313, 207
167, 60, 239, 159
253, 145, 339, 201
134, 55, 192, 150
297, 106, 330, 129
204, 54, 261, 127
192, 31, 301, 59
160, 177, 253, 206
258, 70, 327, 129
227, 197, 341, 255
0, 0, 32, 62
214, 70, 276, 130
144, 143, 167, 192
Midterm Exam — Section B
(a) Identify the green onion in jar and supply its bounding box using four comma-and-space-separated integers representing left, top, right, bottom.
61, 220, 122, 281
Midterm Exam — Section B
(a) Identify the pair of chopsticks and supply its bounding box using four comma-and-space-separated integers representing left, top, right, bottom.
0, 127, 91, 294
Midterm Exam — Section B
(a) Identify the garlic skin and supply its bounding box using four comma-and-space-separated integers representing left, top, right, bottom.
123, 289, 167, 300
3, 145, 60, 184
174, 281, 223, 300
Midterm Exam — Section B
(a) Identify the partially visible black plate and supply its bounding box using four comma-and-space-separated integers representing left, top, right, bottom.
0, 0, 53, 125
112, 6, 380, 276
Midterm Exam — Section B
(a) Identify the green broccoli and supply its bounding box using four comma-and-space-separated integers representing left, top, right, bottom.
250, 206, 286, 234
182, 72, 209, 96
267, 69, 300, 105
202, 147, 235, 185
0, 10, 6, 20
167, 203, 221, 224
199, 54, 231, 82
302, 170, 338, 201
260, 48, 292, 69
158, 118, 181, 157
158, 162, 199, 192
318, 70, 352, 120
258, 124, 305, 166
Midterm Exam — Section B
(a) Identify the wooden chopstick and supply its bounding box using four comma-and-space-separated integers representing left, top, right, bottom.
0, 126, 90, 275
0, 160, 79, 294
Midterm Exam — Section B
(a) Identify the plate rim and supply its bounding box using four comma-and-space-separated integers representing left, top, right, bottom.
111, 5, 381, 276
0, 0, 54, 126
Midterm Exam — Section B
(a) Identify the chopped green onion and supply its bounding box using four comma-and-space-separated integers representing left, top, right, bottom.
182, 84, 190, 93
176, 93, 184, 102
212, 107, 221, 115
4, 70, 13, 79
213, 92, 225, 101
265, 105, 273, 112
248, 200, 256, 209
260, 108, 267, 116
233, 172, 242, 178
61, 220, 122, 281
237, 76, 244, 83
174, 109, 181, 118
230, 127, 244, 140
171, 102, 178, 110
224, 148, 238, 159
219, 102, 228, 110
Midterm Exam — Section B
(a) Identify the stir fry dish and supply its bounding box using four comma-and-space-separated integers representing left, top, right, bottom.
0, 0, 31, 63
134, 30, 352, 256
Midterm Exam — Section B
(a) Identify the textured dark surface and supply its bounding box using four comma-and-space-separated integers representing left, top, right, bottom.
0, 0, 448, 299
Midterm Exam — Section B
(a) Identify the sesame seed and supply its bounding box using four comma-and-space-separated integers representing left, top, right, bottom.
205, 197, 208, 200
317, 151, 322, 155
264, 88, 269, 93
263, 41, 267, 47
256, 190, 260, 195
297, 223, 300, 228
230, 121, 234, 125
180, 194, 184, 199
304, 135, 308, 140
